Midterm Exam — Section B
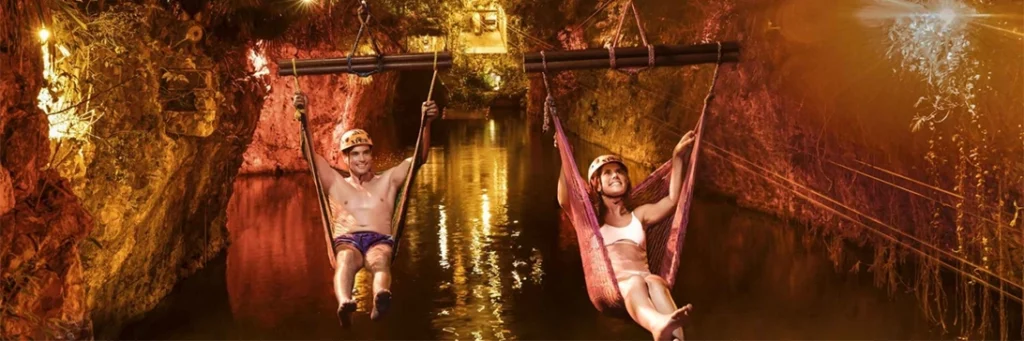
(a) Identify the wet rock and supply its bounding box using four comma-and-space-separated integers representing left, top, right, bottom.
2, 2, 268, 338
0, 2, 94, 338
0, 165, 14, 216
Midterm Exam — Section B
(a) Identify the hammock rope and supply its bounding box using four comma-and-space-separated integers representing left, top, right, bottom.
551, 42, 724, 311
542, 51, 555, 135
608, 0, 654, 73
640, 41, 721, 282
292, 59, 340, 267
390, 50, 440, 261
290, 48, 440, 266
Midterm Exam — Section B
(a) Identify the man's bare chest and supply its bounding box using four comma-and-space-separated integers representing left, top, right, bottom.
332, 177, 395, 211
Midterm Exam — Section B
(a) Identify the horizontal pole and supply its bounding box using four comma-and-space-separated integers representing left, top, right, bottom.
276, 52, 452, 70
524, 51, 739, 73
523, 42, 739, 63
279, 60, 453, 76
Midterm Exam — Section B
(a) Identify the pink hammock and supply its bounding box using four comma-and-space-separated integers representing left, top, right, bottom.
553, 112, 704, 312
547, 39, 724, 312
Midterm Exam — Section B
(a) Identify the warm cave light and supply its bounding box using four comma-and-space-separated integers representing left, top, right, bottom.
876, 0, 981, 124
291, 0, 319, 12
248, 41, 270, 78
38, 28, 51, 43
938, 7, 957, 25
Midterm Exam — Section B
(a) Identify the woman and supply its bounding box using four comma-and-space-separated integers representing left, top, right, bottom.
557, 130, 696, 341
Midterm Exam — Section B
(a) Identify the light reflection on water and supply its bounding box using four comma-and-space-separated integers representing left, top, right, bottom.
419, 117, 527, 341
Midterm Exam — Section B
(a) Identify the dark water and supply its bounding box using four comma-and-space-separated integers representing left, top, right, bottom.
122, 116, 941, 340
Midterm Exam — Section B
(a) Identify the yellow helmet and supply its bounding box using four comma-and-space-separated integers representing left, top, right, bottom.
340, 129, 373, 152
587, 154, 626, 180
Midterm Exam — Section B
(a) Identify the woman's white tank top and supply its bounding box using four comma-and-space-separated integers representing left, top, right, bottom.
599, 213, 645, 247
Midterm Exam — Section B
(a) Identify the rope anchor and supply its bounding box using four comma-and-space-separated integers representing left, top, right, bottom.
608, 0, 654, 73
540, 51, 556, 136
347, 0, 384, 77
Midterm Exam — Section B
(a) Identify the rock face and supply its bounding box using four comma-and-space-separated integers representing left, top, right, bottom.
3, 2, 269, 338
239, 45, 401, 174
4, 0, 404, 336
55, 7, 269, 338
1, 2, 94, 338
532, 0, 1023, 337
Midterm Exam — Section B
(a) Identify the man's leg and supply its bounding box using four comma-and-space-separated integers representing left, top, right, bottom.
364, 243, 393, 321
334, 245, 364, 328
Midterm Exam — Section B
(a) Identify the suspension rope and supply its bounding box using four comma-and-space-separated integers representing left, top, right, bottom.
577, 0, 619, 31
609, 1, 630, 49
608, 46, 617, 69
819, 155, 1020, 240
427, 50, 439, 102
852, 159, 963, 199
608, 0, 654, 71
292, 58, 301, 93
630, 0, 650, 47
506, 25, 555, 50
346, 0, 383, 78
701, 42, 722, 113
703, 141, 1024, 293
541, 51, 554, 134
704, 143, 1023, 303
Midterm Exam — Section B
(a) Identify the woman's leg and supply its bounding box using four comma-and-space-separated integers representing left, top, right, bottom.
619, 275, 691, 341
645, 275, 687, 340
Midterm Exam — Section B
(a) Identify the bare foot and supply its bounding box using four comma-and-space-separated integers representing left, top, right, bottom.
371, 290, 391, 321
337, 300, 357, 328
671, 324, 685, 341
651, 304, 692, 341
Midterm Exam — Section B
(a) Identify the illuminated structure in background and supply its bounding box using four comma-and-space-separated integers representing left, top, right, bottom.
461, 0, 508, 54
407, 35, 448, 54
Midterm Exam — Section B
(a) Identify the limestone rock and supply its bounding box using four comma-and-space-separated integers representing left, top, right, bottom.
239, 45, 400, 175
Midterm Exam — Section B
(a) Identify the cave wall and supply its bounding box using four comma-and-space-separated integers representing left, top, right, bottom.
529, 0, 1023, 337
5, 0, 411, 336
239, 45, 400, 174
0, 2, 95, 338
3, 2, 270, 338
3, 0, 417, 336
61, 6, 268, 338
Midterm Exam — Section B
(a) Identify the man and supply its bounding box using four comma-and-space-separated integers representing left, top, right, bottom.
294, 94, 439, 328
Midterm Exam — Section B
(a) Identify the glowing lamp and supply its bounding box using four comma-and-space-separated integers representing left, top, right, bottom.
938, 8, 956, 24
38, 28, 50, 43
